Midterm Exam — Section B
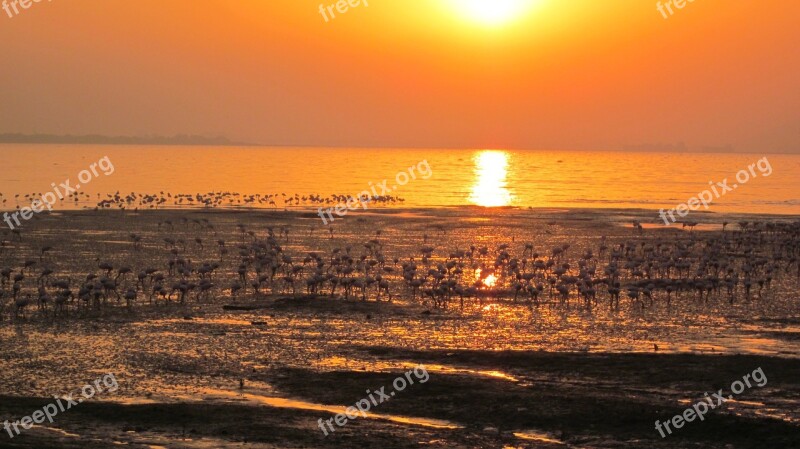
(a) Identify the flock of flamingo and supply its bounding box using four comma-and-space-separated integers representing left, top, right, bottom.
0, 191, 405, 211
1, 206, 798, 322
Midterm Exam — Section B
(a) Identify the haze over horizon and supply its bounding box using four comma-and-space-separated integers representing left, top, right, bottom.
0, 133, 791, 154
1, 0, 798, 153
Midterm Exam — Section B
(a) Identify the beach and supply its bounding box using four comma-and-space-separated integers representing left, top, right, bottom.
0, 207, 798, 448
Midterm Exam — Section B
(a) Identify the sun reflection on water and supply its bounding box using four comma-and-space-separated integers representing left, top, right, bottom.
469, 150, 513, 207
475, 268, 499, 287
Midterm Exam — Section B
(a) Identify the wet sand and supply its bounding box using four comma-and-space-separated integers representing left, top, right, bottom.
0, 207, 798, 448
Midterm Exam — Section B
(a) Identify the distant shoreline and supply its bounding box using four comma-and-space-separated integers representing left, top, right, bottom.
0, 133, 252, 147
0, 135, 797, 153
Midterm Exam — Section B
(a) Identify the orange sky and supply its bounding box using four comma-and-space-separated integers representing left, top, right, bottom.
0, 0, 797, 152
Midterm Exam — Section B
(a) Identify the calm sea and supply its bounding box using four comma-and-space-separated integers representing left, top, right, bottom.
1, 145, 798, 214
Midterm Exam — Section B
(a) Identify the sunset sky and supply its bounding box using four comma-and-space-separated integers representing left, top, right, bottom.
0, 0, 797, 152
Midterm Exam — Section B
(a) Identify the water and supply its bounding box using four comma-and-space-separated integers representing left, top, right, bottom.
1, 144, 798, 214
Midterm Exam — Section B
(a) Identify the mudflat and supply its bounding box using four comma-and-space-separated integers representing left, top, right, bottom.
0, 208, 798, 448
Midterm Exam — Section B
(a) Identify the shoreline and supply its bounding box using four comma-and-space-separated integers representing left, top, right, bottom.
3, 205, 800, 219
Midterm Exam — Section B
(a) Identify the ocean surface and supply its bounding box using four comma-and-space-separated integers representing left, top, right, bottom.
0, 144, 798, 214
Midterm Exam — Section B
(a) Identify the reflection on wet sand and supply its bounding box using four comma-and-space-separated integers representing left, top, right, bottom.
203, 388, 462, 429
315, 357, 519, 382
513, 429, 566, 445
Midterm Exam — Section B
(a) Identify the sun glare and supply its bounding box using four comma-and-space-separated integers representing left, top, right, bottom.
483, 274, 498, 287
475, 268, 499, 287
453, 0, 537, 25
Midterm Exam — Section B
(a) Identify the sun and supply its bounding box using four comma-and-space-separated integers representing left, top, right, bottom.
454, 0, 537, 26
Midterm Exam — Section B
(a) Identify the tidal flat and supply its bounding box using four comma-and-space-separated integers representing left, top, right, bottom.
0, 207, 798, 448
